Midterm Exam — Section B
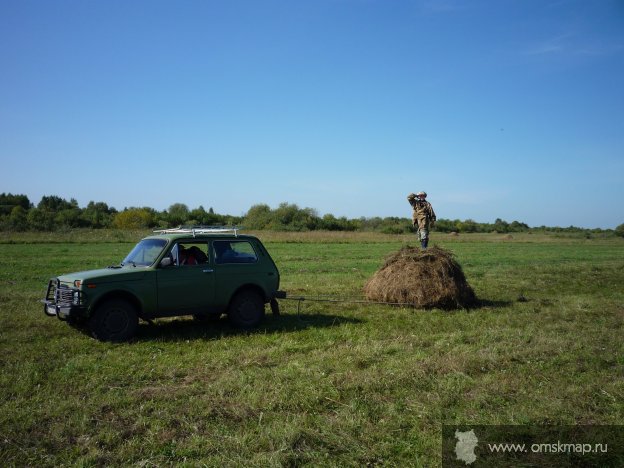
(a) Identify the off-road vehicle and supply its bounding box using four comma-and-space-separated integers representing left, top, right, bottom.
42, 227, 284, 341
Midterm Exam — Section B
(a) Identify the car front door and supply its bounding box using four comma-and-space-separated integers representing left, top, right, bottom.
156, 241, 216, 316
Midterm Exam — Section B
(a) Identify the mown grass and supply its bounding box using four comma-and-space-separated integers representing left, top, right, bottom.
0, 231, 623, 466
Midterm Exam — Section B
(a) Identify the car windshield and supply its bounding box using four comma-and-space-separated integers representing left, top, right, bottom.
122, 239, 167, 267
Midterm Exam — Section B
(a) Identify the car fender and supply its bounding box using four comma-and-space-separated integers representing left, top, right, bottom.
89, 288, 146, 318
229, 283, 270, 306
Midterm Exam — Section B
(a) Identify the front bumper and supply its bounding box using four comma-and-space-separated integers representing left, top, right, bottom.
41, 279, 87, 321
41, 300, 87, 320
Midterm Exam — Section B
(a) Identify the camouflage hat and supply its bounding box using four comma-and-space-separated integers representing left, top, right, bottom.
416, 191, 427, 198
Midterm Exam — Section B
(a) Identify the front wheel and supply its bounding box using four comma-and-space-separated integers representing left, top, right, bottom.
89, 299, 138, 342
228, 290, 265, 328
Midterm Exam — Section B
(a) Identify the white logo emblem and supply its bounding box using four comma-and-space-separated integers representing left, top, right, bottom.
454, 429, 478, 465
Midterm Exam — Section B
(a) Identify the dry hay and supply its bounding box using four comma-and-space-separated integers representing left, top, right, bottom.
449, 231, 459, 236
363, 245, 476, 309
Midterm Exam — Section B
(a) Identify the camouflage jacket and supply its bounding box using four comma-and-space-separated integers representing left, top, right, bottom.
408, 198, 436, 224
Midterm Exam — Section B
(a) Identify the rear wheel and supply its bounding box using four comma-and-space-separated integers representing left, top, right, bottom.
228, 290, 265, 328
89, 299, 138, 342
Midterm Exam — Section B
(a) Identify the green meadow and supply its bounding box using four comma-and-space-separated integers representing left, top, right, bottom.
0, 231, 622, 466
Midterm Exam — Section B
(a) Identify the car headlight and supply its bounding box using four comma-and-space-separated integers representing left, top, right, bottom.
73, 291, 80, 305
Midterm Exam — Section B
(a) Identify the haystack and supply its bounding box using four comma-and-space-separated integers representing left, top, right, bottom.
363, 246, 476, 309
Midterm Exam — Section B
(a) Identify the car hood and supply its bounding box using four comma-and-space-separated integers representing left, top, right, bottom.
57, 266, 148, 287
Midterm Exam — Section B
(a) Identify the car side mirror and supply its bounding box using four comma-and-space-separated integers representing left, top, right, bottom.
160, 257, 172, 268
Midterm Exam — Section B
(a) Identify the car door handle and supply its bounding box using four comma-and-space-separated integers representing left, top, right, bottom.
202, 269, 214, 274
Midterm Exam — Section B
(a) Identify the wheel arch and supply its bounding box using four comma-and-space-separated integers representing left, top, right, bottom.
91, 290, 143, 318
228, 283, 268, 306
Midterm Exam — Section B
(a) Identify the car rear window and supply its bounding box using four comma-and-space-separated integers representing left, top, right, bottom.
213, 241, 258, 264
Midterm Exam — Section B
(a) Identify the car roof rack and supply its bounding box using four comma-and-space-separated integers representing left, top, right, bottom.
153, 226, 243, 237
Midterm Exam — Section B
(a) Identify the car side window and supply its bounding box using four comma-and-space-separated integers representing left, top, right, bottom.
170, 242, 209, 266
214, 241, 258, 264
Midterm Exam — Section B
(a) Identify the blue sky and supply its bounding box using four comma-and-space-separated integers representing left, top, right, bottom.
1, 0, 622, 228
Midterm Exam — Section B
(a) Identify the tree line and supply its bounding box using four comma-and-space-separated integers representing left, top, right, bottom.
0, 193, 621, 236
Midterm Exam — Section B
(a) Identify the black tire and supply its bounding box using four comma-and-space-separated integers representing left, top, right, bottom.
89, 299, 138, 342
228, 290, 265, 328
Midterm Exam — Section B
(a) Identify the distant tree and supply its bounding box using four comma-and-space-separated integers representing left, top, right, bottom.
319, 214, 358, 231
243, 203, 322, 231
26, 195, 81, 230
458, 219, 478, 233
37, 195, 75, 212
494, 218, 509, 233
271, 203, 319, 231
297, 207, 320, 231
55, 198, 82, 228
167, 203, 190, 226
320, 213, 342, 231
113, 208, 157, 229
509, 220, 529, 232
271, 203, 299, 229
55, 208, 82, 228
358, 216, 383, 231
378, 216, 410, 234
7, 206, 28, 231
190, 205, 221, 225
81, 201, 115, 228
0, 193, 31, 216
615, 223, 624, 238
188, 205, 205, 225
244, 204, 273, 230
27, 208, 55, 231
3, 192, 578, 234
433, 219, 456, 233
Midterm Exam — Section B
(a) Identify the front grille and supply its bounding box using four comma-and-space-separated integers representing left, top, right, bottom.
55, 286, 74, 305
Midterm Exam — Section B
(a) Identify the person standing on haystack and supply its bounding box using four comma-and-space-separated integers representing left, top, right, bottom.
407, 191, 436, 249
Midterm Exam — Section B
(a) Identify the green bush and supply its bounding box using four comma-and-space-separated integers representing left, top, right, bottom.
7, 206, 28, 231
112, 208, 157, 230
244, 204, 273, 229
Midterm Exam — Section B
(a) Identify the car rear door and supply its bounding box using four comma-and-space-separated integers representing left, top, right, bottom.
212, 239, 271, 306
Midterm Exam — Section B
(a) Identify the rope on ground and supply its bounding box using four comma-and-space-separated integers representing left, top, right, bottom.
279, 294, 418, 319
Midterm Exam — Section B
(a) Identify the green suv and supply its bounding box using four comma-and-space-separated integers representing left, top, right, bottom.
42, 228, 284, 341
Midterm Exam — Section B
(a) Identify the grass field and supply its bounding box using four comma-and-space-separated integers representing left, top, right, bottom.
0, 231, 623, 466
